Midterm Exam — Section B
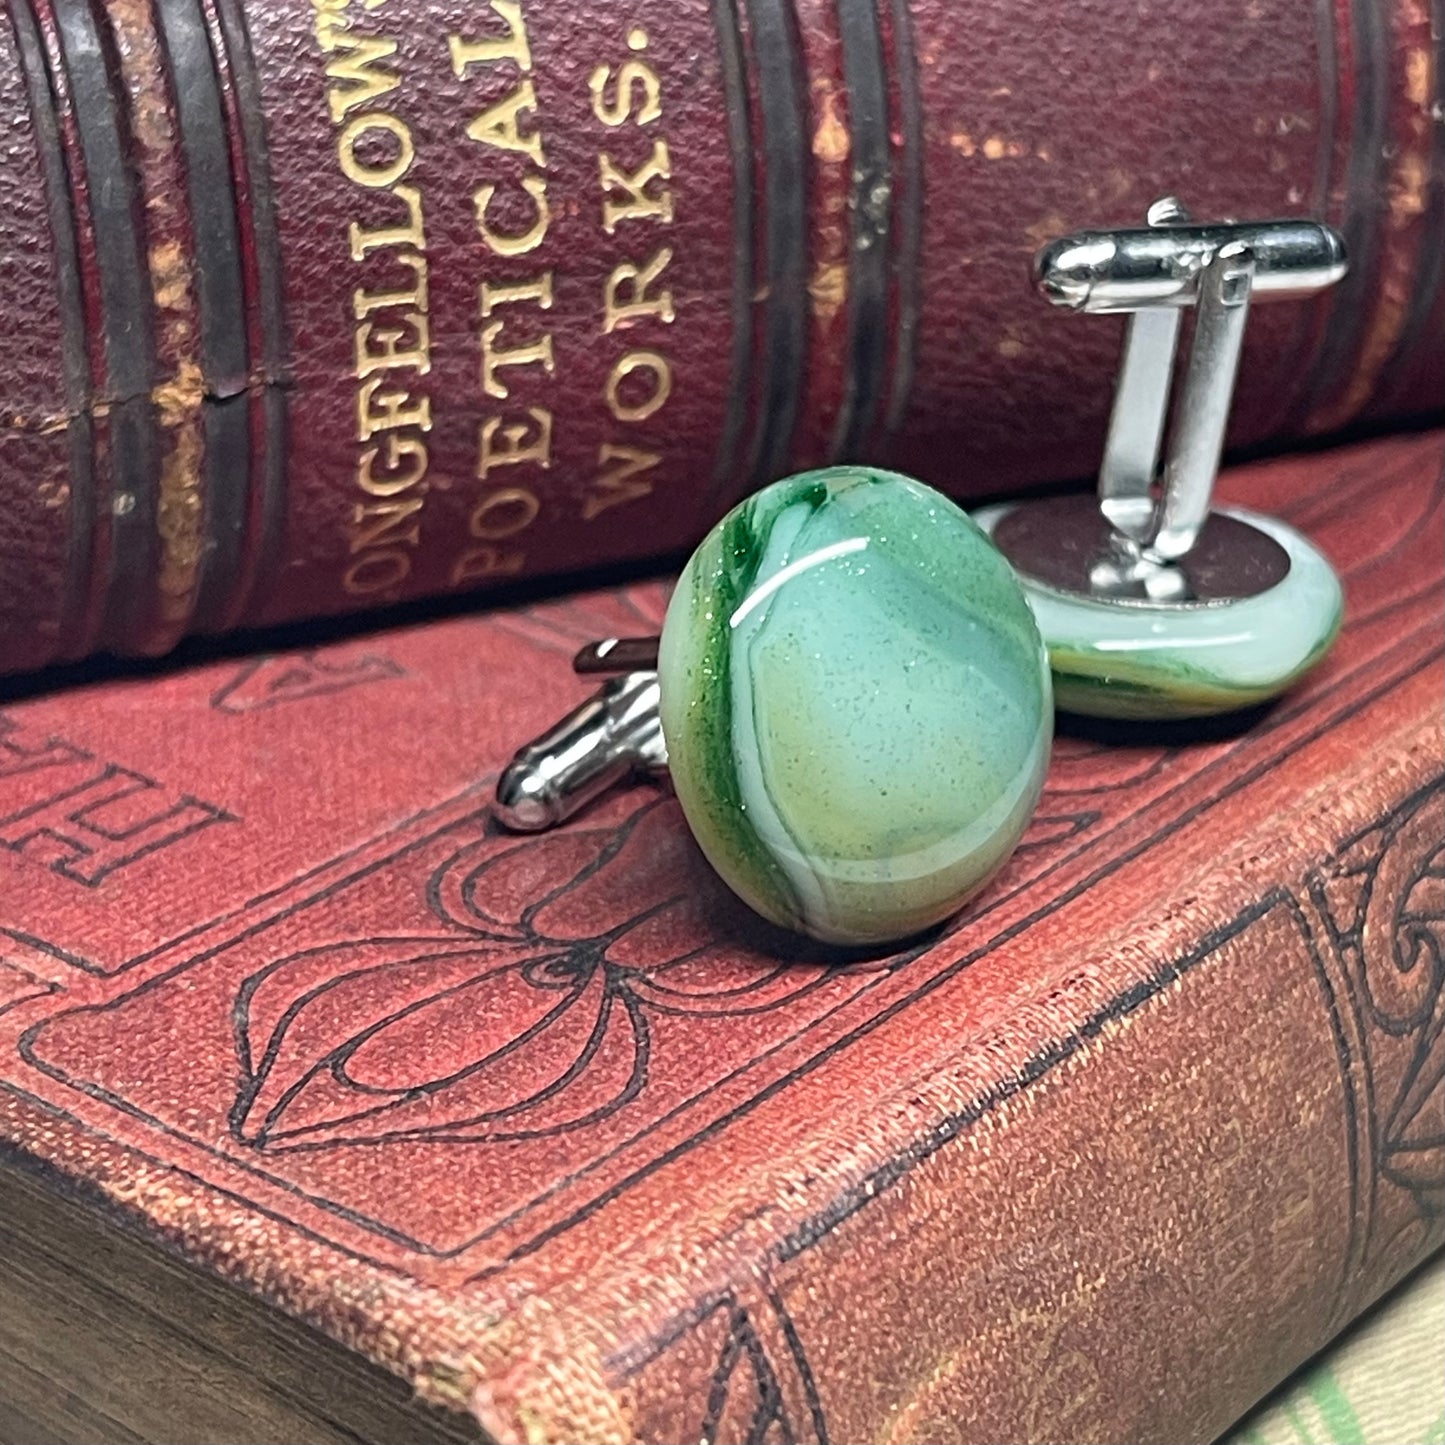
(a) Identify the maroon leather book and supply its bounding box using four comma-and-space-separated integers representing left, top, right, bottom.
0, 431, 1441, 1443
1, 0, 1442, 673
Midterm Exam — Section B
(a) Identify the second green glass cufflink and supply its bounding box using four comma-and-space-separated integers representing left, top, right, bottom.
983, 200, 1346, 719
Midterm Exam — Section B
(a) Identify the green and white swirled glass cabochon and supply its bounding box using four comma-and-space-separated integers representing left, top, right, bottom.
974, 505, 1343, 721
660, 468, 1052, 945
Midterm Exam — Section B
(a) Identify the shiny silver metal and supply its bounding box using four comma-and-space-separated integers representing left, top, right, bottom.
574, 636, 661, 674
1154, 241, 1256, 561
999, 201, 1348, 606
1033, 216, 1346, 312
1098, 304, 1181, 542
989, 496, 1293, 609
494, 664, 666, 831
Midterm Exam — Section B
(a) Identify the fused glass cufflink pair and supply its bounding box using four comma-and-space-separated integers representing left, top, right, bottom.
493, 202, 1348, 947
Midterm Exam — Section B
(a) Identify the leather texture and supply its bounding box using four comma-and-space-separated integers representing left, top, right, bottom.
0, 0, 1442, 671
0, 431, 1441, 1443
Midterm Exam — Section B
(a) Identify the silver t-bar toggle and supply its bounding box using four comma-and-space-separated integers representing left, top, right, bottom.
494, 665, 667, 831
1033, 200, 1346, 599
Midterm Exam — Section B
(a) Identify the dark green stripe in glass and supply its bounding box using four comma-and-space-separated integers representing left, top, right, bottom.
693, 497, 802, 926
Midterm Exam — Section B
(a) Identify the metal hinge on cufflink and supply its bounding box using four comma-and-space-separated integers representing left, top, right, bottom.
494, 643, 665, 831
988, 197, 1347, 606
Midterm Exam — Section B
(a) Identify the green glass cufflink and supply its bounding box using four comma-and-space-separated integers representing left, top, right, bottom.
980, 200, 1347, 720
496, 467, 1052, 946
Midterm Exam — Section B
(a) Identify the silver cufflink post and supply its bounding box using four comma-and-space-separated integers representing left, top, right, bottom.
494, 652, 665, 831
991, 198, 1347, 605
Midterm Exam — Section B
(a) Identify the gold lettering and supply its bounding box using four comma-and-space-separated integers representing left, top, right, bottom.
481, 319, 555, 398
465, 78, 547, 167
600, 140, 673, 233
355, 311, 430, 379
447, 1, 533, 74
353, 250, 429, 318
451, 544, 527, 585
322, 31, 400, 123
313, 3, 350, 56
318, 0, 437, 604
439, 0, 560, 594
343, 547, 411, 595
474, 176, 551, 256
477, 407, 553, 478
469, 486, 540, 540
584, 443, 661, 519
357, 376, 432, 440
605, 349, 672, 422
480, 271, 554, 317
359, 435, 429, 496
583, 27, 675, 542
589, 54, 662, 127
350, 495, 424, 554
348, 185, 426, 261
603, 247, 674, 332
338, 111, 415, 189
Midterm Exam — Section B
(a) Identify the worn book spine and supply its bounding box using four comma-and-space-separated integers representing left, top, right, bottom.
1, 0, 1442, 672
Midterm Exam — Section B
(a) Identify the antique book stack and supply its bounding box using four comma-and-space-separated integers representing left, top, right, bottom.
1, 0, 1442, 1440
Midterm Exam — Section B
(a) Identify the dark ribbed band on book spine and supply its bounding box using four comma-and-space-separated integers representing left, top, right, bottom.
738, 0, 808, 491
6, 0, 99, 664
832, 0, 890, 460
877, 0, 923, 444
721, 0, 921, 491
8, 0, 288, 660
43, 0, 163, 657
153, 0, 252, 636
204, 0, 291, 634
1290, 0, 1445, 431
1288, 0, 1390, 429
1366, 0, 1445, 422
705, 0, 754, 500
